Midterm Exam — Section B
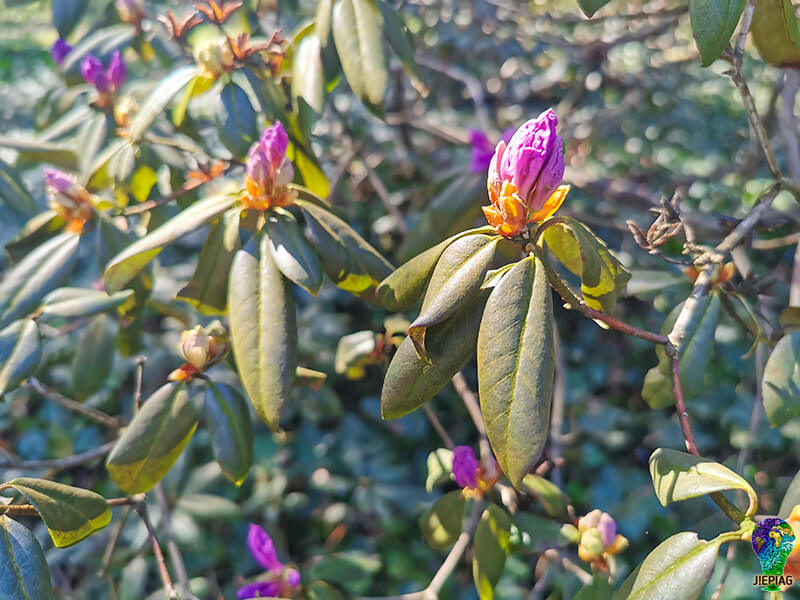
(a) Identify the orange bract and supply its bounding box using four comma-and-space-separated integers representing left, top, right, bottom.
194, 0, 243, 23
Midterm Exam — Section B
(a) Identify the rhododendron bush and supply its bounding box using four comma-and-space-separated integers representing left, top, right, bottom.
2, 0, 800, 598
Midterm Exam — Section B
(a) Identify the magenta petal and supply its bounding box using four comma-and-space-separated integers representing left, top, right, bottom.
260, 122, 289, 171
107, 50, 127, 91
246, 143, 271, 188
81, 55, 109, 92
526, 138, 564, 211
51, 39, 72, 65
487, 140, 506, 193
452, 446, 479, 489
597, 513, 617, 548
286, 568, 301, 587
44, 168, 74, 195
237, 581, 281, 599
500, 109, 561, 201
247, 524, 283, 572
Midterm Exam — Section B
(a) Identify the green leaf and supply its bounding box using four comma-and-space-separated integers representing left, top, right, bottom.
334, 330, 378, 379
308, 581, 345, 600
316, 0, 334, 48
106, 382, 198, 494
41, 288, 134, 318
513, 513, 576, 553
613, 532, 723, 600
0, 137, 77, 171
71, 314, 116, 401
410, 234, 498, 361
381, 290, 487, 419
478, 256, 554, 487
103, 193, 237, 293
521, 474, 568, 518
217, 82, 259, 160
641, 294, 721, 409
578, 0, 610, 17
5, 211, 65, 262
473, 505, 511, 600
290, 144, 331, 199
265, 210, 324, 296
425, 448, 453, 492
332, 0, 388, 109
292, 32, 326, 115
751, 0, 800, 67
0, 319, 41, 397
1, 478, 110, 548
690, 0, 746, 66
762, 332, 800, 427
175, 494, 242, 520
375, 0, 424, 86
127, 66, 197, 143
52, 0, 85, 37
419, 490, 465, 550
228, 236, 298, 430
574, 573, 613, 600
96, 215, 153, 317
541, 217, 631, 314
177, 213, 240, 315
779, 468, 800, 518
299, 200, 393, 296
309, 552, 381, 594
0, 515, 54, 599
0, 159, 36, 216
649, 448, 756, 516
0, 232, 79, 329
204, 382, 253, 486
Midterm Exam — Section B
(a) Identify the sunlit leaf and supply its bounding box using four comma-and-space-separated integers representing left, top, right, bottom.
473, 504, 511, 600
41, 288, 134, 318
265, 210, 324, 296
419, 490, 464, 549
762, 332, 800, 427
690, 0, 745, 66
0, 319, 41, 397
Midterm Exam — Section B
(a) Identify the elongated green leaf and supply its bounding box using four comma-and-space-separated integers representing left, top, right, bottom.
0, 319, 41, 397
299, 200, 392, 296
649, 448, 756, 515
478, 256, 554, 487
177, 213, 240, 315
0, 515, 54, 599
473, 505, 511, 600
332, 0, 388, 108
780, 469, 800, 518
521, 474, 568, 518
762, 332, 800, 427
217, 82, 259, 160
127, 66, 197, 143
0, 159, 36, 216
103, 193, 237, 293
410, 235, 498, 361
541, 217, 630, 314
377, 238, 454, 312
96, 215, 153, 317
0, 232, 79, 329
335, 330, 378, 379
613, 532, 722, 600
41, 288, 134, 318
228, 236, 297, 430
265, 211, 324, 296
642, 294, 721, 409
5, 211, 64, 262
752, 0, 800, 67
1, 478, 110, 548
690, 0, 746, 66
425, 448, 453, 492
513, 513, 577, 553
578, 0, 610, 17
175, 493, 241, 520
204, 382, 254, 486
71, 314, 116, 401
0, 137, 77, 171
52, 0, 85, 37
316, 0, 334, 48
106, 382, 198, 494
419, 490, 465, 550
292, 32, 326, 115
375, 0, 423, 84
381, 291, 487, 419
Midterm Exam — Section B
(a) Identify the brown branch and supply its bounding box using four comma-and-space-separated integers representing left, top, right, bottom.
422, 404, 454, 450
579, 307, 668, 345
27, 378, 120, 429
452, 372, 492, 462
134, 502, 178, 600
363, 162, 409, 236
99, 506, 131, 578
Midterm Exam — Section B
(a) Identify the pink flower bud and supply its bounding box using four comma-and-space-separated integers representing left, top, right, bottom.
452, 445, 480, 489
247, 524, 283, 572
243, 121, 297, 210
597, 512, 617, 548
44, 168, 79, 197
107, 51, 127, 91
260, 121, 290, 171
286, 568, 301, 587
81, 55, 110, 93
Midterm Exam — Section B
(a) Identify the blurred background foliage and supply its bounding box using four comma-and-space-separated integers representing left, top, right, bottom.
0, 0, 798, 598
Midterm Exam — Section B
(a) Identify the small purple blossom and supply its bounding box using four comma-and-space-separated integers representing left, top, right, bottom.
51, 39, 72, 65
260, 121, 290, 171
44, 168, 77, 196
497, 109, 564, 211
239, 525, 301, 599
81, 51, 126, 94
597, 512, 617, 548
452, 446, 480, 489
245, 122, 295, 206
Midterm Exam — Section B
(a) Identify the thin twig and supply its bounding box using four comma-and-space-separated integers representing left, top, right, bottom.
154, 484, 197, 600
452, 372, 491, 461
363, 161, 409, 236
27, 378, 120, 429
134, 502, 178, 600
0, 441, 115, 470
753, 231, 800, 249
542, 549, 593, 586
99, 506, 131, 578
422, 404, 454, 450
580, 307, 668, 345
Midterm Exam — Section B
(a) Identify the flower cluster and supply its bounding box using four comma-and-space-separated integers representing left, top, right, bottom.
242, 122, 297, 211
81, 51, 127, 106
451, 446, 500, 498
168, 322, 231, 381
482, 109, 569, 237
238, 524, 301, 599
576, 509, 628, 570
44, 169, 94, 233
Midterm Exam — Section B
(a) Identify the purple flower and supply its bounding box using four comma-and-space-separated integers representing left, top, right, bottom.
452, 446, 479, 489
51, 39, 72, 65
247, 524, 283, 572
469, 128, 514, 173
498, 109, 564, 212
286, 568, 301, 587
237, 580, 281, 599
597, 512, 617, 548
244, 122, 296, 210
260, 121, 290, 171
44, 168, 77, 196
80, 52, 126, 94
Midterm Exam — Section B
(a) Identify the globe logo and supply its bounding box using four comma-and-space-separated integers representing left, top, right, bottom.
752, 518, 796, 591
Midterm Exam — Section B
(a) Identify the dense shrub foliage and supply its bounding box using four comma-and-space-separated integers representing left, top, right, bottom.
1, 0, 800, 599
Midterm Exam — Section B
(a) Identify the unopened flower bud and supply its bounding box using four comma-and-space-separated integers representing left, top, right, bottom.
577, 509, 603, 533
597, 512, 617, 548
452, 446, 480, 489
243, 122, 297, 211
44, 168, 93, 232
578, 528, 605, 562
194, 37, 234, 79
178, 323, 230, 372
